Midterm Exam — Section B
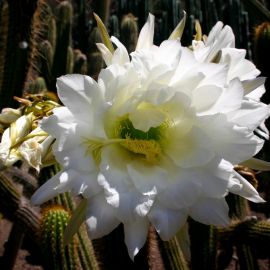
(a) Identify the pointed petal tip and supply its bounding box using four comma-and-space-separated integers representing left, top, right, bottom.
30, 191, 43, 206
250, 194, 266, 203
128, 247, 139, 261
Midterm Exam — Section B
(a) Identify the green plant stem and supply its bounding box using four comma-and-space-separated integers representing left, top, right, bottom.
189, 220, 217, 270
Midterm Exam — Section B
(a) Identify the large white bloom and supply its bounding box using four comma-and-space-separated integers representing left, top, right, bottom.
31, 15, 269, 258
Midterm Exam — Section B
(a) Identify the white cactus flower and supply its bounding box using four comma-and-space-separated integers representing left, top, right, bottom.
0, 113, 33, 166
0, 108, 21, 129
0, 113, 51, 170
31, 14, 269, 259
18, 127, 54, 172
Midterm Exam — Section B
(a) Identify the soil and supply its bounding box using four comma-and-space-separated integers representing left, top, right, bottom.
0, 218, 43, 270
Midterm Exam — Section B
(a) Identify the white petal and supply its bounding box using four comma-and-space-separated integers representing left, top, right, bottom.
96, 43, 113, 66
189, 198, 230, 226
205, 22, 225, 46
100, 146, 156, 220
124, 218, 149, 259
241, 158, 270, 171
129, 105, 166, 132
111, 36, 130, 65
246, 84, 265, 100
185, 160, 230, 199
71, 171, 101, 198
136, 13, 155, 50
211, 78, 244, 114
127, 161, 168, 194
198, 114, 264, 164
100, 176, 155, 221
170, 70, 205, 95
174, 47, 197, 78
41, 107, 89, 153
157, 171, 202, 210
53, 143, 95, 172
19, 138, 42, 171
100, 145, 132, 191
41, 107, 75, 138
192, 85, 223, 113
85, 194, 120, 239
228, 100, 270, 130
148, 203, 188, 240
231, 171, 265, 203
205, 24, 235, 62
57, 75, 92, 117
156, 39, 182, 68
57, 74, 103, 121
31, 170, 75, 204
165, 126, 215, 168
220, 48, 259, 81
0, 144, 19, 166
0, 108, 20, 125
2, 114, 32, 145
98, 64, 140, 110
242, 77, 265, 96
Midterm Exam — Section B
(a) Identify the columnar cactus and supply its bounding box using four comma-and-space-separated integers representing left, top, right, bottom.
40, 205, 80, 270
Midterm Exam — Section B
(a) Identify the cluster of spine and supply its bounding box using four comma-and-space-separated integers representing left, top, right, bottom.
40, 205, 80, 270
0, 0, 36, 109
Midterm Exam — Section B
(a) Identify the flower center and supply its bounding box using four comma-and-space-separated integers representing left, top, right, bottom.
84, 117, 166, 165
117, 118, 163, 141
117, 118, 163, 163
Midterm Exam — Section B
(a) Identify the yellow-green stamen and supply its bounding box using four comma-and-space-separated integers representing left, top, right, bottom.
85, 117, 167, 165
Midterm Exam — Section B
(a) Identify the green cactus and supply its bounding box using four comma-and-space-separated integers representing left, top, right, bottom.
39, 40, 54, 89
189, 220, 218, 270
234, 219, 270, 248
236, 244, 259, 270
24, 0, 53, 94
28, 77, 47, 95
40, 205, 80, 270
87, 51, 104, 80
52, 1, 73, 80
73, 49, 88, 74
0, 171, 21, 217
226, 193, 250, 221
26, 0, 73, 92
56, 193, 99, 270
66, 46, 74, 74
0, 1, 32, 109
92, 0, 111, 26
120, 13, 138, 53
159, 236, 189, 270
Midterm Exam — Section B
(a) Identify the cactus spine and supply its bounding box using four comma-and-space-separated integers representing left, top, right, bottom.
159, 236, 189, 270
52, 1, 73, 80
40, 205, 80, 270
189, 221, 218, 270
120, 13, 138, 53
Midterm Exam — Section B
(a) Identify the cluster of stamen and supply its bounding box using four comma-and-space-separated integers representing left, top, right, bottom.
84, 117, 166, 165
